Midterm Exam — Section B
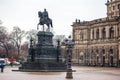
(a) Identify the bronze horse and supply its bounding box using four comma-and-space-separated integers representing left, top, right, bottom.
37, 11, 53, 31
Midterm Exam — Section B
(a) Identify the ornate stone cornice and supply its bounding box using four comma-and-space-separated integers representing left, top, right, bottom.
106, 0, 120, 5
72, 17, 120, 29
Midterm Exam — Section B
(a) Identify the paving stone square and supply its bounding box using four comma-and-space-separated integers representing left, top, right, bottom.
0, 66, 120, 80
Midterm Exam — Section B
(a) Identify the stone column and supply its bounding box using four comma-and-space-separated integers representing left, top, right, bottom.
116, 45, 119, 66
89, 49, 92, 65
113, 25, 116, 38
99, 48, 103, 66
106, 47, 109, 66
84, 28, 86, 40
114, 45, 118, 66
106, 26, 109, 39
84, 51, 86, 65
94, 28, 96, 40
78, 29, 80, 41
105, 47, 107, 65
118, 23, 120, 37
91, 29, 93, 40
118, 42, 120, 60
115, 24, 118, 38
99, 27, 102, 39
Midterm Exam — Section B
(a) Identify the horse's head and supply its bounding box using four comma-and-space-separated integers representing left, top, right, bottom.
38, 11, 42, 18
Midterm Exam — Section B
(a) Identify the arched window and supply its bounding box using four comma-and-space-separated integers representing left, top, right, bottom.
102, 28, 106, 39
118, 4, 120, 16
118, 4, 120, 9
92, 29, 94, 39
96, 49, 99, 64
96, 49, 99, 54
80, 31, 83, 40
109, 27, 114, 39
91, 50, 93, 54
118, 26, 119, 37
96, 29, 99, 39
102, 49, 105, 66
109, 49, 113, 54
102, 49, 105, 54
109, 48, 114, 66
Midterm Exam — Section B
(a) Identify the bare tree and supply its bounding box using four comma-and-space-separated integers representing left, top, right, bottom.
20, 41, 28, 60
26, 29, 38, 46
0, 25, 11, 57
10, 26, 26, 59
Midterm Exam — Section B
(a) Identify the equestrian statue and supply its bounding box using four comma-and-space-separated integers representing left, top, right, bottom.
37, 9, 53, 31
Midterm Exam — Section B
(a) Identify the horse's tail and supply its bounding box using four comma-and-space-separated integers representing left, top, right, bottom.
37, 23, 39, 30
51, 20, 53, 27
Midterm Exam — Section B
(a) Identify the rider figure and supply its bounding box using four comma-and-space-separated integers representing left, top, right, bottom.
37, 9, 53, 30
43, 9, 49, 21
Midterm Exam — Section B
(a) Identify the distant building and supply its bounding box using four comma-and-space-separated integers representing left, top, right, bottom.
72, 0, 120, 67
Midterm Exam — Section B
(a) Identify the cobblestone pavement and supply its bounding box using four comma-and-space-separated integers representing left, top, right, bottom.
0, 66, 120, 80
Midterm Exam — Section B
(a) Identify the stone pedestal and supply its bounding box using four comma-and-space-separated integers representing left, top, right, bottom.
19, 31, 66, 71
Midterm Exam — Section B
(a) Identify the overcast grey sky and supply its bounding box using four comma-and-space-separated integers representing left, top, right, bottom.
0, 0, 106, 36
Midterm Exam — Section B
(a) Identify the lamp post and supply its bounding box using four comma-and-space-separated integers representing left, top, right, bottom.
29, 38, 35, 62
63, 36, 74, 79
56, 39, 60, 62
